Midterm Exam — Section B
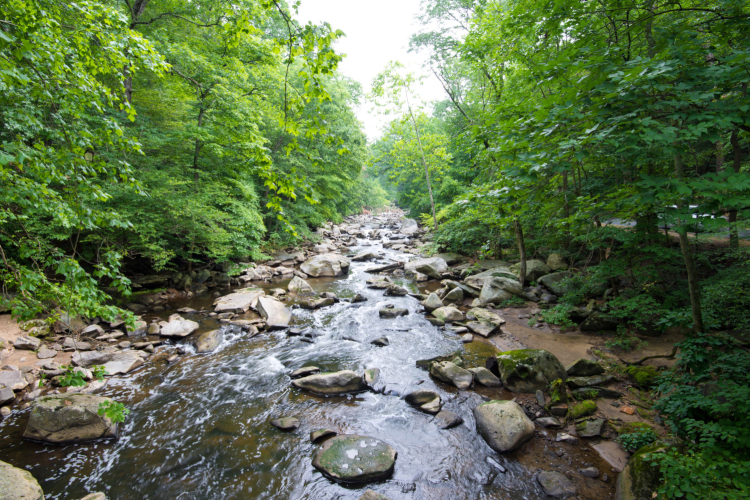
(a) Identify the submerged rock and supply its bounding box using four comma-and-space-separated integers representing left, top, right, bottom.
24, 394, 118, 444
474, 400, 535, 453
0, 460, 44, 500
312, 435, 397, 483
292, 370, 367, 395
492, 349, 567, 393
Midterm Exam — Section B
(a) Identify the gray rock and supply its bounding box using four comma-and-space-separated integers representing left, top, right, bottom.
537, 470, 577, 498
510, 259, 551, 283
421, 293, 443, 313
465, 307, 505, 337
535, 417, 562, 428
536, 390, 546, 407
299, 297, 336, 310
435, 410, 463, 429
400, 218, 418, 235
579, 466, 600, 478
312, 435, 397, 483
565, 358, 605, 377
352, 251, 378, 262
572, 386, 621, 399
359, 490, 391, 500
429, 361, 473, 390
538, 271, 573, 297
72, 350, 144, 375
0, 459, 44, 500
310, 428, 337, 443
159, 316, 200, 337
364, 368, 380, 387
576, 418, 605, 438
14, 336, 41, 350
36, 346, 57, 359
300, 253, 351, 277
384, 284, 409, 296
351, 293, 367, 303
257, 297, 292, 329
196, 329, 223, 353
287, 276, 314, 295
292, 370, 367, 395
63, 337, 92, 351
379, 308, 408, 319
404, 390, 442, 414
567, 374, 614, 389
479, 276, 524, 305
291, 366, 320, 378
443, 287, 464, 304
547, 253, 568, 271
556, 433, 579, 445
80, 493, 107, 500
432, 306, 464, 323
0, 387, 14, 405
580, 312, 618, 332
469, 367, 502, 387
461, 334, 474, 343
24, 394, 118, 443
474, 400, 535, 453
0, 370, 29, 391
371, 337, 389, 347
270, 417, 300, 431
213, 288, 264, 313
366, 276, 391, 289
492, 349, 567, 393
404, 257, 448, 280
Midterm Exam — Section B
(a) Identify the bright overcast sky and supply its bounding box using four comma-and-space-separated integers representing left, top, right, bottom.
296, 0, 445, 141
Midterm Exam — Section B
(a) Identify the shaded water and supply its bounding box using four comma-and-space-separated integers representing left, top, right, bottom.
0, 225, 617, 499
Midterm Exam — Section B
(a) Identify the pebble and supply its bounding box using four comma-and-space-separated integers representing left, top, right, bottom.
0, 407, 10, 418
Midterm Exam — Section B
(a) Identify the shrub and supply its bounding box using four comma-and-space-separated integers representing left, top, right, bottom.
618, 427, 659, 452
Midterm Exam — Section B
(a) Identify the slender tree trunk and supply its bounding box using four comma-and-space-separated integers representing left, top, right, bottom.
405, 93, 437, 229
563, 171, 570, 249
514, 218, 527, 285
674, 149, 704, 333
729, 129, 742, 248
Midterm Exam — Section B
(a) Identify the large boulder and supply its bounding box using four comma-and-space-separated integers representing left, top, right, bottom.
404, 257, 448, 280
421, 293, 443, 313
312, 435, 397, 483
301, 253, 351, 277
400, 218, 418, 235
14, 336, 41, 351
510, 259, 551, 283
287, 276, 314, 295
538, 272, 573, 297
443, 287, 464, 304
546, 253, 568, 271
23, 394, 118, 444
0, 460, 44, 500
492, 349, 567, 393
196, 329, 223, 353
429, 361, 473, 390
465, 308, 505, 338
159, 316, 200, 337
616, 438, 686, 500
464, 267, 517, 289
473, 400, 535, 453
257, 297, 292, 329
291, 370, 367, 395
479, 276, 525, 305
214, 288, 265, 313
72, 350, 144, 375
432, 306, 464, 323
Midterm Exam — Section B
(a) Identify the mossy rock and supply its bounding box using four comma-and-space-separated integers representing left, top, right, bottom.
569, 400, 597, 419
615, 438, 685, 500
548, 378, 568, 406
617, 422, 653, 436
624, 365, 659, 388
493, 349, 566, 393
311, 435, 397, 483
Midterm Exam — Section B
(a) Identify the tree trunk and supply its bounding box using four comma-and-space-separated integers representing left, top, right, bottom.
563, 171, 570, 249
674, 149, 704, 333
514, 218, 527, 285
729, 129, 741, 248
406, 93, 437, 229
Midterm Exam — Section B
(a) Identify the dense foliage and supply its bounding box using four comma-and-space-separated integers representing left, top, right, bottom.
0, 0, 387, 319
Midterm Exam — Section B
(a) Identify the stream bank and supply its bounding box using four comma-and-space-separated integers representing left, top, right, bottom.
0, 213, 654, 500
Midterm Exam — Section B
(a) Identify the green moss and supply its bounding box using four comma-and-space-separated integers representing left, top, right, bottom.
569, 400, 597, 419
624, 365, 659, 387
618, 421, 653, 435
548, 378, 568, 405
496, 349, 537, 372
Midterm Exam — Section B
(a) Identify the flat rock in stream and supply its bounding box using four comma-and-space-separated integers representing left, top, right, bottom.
288, 276, 314, 295
404, 257, 448, 280
312, 435, 397, 483
213, 288, 264, 313
291, 366, 320, 378
299, 297, 336, 310
0, 460, 45, 500
0, 370, 28, 391
469, 367, 502, 387
257, 297, 292, 329
72, 350, 144, 375
311, 428, 337, 443
24, 394, 118, 443
292, 370, 367, 395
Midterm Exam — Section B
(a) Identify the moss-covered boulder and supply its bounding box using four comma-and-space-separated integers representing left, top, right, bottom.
624, 366, 659, 388
569, 400, 597, 419
312, 435, 397, 483
615, 438, 685, 500
492, 349, 567, 393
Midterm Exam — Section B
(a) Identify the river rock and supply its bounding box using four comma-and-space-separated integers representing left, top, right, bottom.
196, 329, 223, 353
300, 297, 336, 310
63, 337, 91, 351
473, 400, 535, 453
538, 271, 573, 297
469, 367, 502, 387
535, 417, 562, 428
159, 316, 200, 337
576, 418, 605, 438
537, 470, 577, 498
288, 276, 314, 295
404, 257, 448, 280
435, 410, 463, 429
270, 417, 300, 431
366, 276, 391, 289
546, 253, 568, 271
465, 308, 505, 337
14, 336, 41, 351
404, 390, 442, 414
312, 434, 397, 483
615, 438, 686, 500
23, 394, 118, 443
0, 460, 44, 500
72, 350, 144, 375
213, 288, 264, 313
36, 346, 57, 359
443, 287, 463, 304
371, 337, 389, 347
0, 387, 14, 405
510, 259, 551, 283
291, 366, 320, 378
352, 251, 378, 262
567, 374, 614, 389
565, 358, 605, 377
379, 308, 408, 319
421, 293, 443, 313
0, 370, 28, 392
311, 428, 337, 443
364, 368, 380, 387
301, 253, 351, 277
492, 349, 567, 393
464, 267, 518, 289
572, 386, 621, 399
384, 284, 409, 296
432, 306, 464, 323
400, 218, 418, 235
257, 297, 292, 329
429, 361, 473, 390
479, 277, 520, 304
359, 490, 390, 500
80, 494, 107, 500
351, 293, 367, 303
292, 370, 367, 395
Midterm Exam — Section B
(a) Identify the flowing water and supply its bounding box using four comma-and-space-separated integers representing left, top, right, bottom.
0, 221, 617, 499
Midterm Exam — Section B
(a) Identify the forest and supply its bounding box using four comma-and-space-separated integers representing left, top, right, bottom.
1, 0, 749, 499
